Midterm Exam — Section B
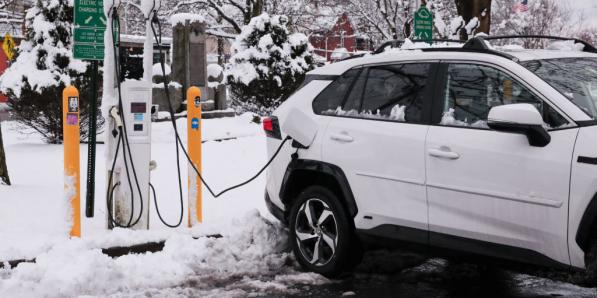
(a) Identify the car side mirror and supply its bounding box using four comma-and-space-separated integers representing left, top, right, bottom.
487, 103, 551, 147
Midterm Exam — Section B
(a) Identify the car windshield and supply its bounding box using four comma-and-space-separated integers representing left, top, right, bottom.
522, 57, 597, 119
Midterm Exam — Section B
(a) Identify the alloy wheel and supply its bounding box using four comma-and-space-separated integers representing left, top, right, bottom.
294, 198, 339, 266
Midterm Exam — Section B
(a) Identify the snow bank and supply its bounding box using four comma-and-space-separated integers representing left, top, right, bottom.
0, 212, 328, 297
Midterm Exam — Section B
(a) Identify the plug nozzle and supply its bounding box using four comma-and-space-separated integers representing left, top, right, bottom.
110, 106, 123, 128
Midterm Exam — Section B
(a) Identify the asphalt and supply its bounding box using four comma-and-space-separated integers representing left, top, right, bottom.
283, 249, 597, 298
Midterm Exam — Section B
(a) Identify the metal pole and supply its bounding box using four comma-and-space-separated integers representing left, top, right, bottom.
85, 61, 99, 218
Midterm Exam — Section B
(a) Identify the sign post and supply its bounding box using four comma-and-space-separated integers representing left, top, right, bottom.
414, 6, 434, 42
74, 0, 106, 218
187, 87, 203, 227
63, 86, 81, 238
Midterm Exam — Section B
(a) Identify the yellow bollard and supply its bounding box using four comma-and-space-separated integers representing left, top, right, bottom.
63, 86, 81, 238
187, 87, 203, 226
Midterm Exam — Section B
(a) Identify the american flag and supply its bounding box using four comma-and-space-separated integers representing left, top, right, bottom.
513, 0, 529, 13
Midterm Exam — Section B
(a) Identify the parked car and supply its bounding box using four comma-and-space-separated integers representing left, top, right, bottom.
263, 36, 597, 281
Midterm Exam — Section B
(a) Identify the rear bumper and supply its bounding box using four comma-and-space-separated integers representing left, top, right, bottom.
265, 190, 287, 225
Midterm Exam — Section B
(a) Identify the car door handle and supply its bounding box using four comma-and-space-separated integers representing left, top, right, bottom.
428, 148, 460, 160
330, 132, 354, 143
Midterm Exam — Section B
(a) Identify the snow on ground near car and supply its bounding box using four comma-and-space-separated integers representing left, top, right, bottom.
0, 211, 327, 297
0, 113, 274, 261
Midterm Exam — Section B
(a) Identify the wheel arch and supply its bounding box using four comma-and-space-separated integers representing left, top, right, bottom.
576, 192, 597, 252
279, 159, 358, 219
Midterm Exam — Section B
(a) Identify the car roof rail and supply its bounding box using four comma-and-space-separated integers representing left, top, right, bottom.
464, 35, 597, 54
373, 39, 466, 54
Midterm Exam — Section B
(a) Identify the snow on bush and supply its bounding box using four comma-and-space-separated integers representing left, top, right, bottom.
226, 13, 315, 115
0, 0, 100, 144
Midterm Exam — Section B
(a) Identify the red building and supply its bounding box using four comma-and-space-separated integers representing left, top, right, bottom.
309, 13, 373, 62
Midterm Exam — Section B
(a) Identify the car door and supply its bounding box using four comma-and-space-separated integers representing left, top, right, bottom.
320, 62, 436, 238
425, 62, 578, 265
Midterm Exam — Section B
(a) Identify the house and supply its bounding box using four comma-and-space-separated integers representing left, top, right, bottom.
309, 13, 373, 62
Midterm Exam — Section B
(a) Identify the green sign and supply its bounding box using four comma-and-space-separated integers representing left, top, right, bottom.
73, 0, 106, 60
414, 6, 433, 41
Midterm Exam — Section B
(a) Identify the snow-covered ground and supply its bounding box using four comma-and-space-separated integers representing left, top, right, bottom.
0, 114, 330, 297
1, 115, 596, 297
0, 113, 273, 261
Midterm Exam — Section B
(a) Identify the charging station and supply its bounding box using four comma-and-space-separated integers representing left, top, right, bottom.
106, 80, 153, 230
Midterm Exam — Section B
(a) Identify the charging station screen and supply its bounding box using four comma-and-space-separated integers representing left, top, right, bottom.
131, 102, 147, 113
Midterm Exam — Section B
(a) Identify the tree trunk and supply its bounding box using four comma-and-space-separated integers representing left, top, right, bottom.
0, 121, 11, 186
455, 0, 492, 35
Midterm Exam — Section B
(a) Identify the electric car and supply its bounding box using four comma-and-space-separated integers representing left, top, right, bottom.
264, 36, 597, 280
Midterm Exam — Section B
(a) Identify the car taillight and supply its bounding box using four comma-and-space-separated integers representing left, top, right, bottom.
263, 116, 282, 139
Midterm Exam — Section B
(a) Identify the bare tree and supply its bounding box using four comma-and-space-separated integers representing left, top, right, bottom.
492, 0, 576, 48
118, 0, 266, 36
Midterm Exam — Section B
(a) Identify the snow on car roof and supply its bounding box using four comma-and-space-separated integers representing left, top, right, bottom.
498, 49, 597, 61
309, 44, 597, 76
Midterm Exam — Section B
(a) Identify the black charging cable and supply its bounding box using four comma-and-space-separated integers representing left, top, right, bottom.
149, 13, 292, 200
105, 5, 145, 228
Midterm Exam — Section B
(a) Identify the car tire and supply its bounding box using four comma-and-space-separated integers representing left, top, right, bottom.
289, 185, 361, 278
585, 238, 597, 285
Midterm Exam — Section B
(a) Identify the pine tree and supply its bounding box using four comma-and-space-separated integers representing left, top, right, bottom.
225, 13, 314, 113
0, 0, 99, 144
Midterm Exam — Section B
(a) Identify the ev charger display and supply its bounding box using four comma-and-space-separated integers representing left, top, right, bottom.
107, 80, 153, 230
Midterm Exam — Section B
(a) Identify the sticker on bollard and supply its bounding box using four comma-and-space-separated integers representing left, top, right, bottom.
191, 118, 200, 130
67, 114, 79, 126
68, 97, 79, 112
194, 97, 201, 108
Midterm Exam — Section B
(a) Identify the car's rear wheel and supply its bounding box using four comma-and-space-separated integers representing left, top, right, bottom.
289, 186, 361, 277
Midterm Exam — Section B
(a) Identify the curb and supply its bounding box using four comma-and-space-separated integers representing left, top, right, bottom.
1, 234, 222, 269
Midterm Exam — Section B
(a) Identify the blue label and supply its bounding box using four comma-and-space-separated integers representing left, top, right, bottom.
191, 118, 199, 130
134, 113, 144, 121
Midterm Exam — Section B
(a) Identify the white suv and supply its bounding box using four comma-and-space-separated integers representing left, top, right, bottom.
264, 36, 597, 280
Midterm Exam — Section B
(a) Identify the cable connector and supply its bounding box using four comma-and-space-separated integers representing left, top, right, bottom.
110, 107, 123, 128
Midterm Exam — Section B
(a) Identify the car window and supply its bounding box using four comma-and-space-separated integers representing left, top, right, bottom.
312, 69, 361, 115
341, 69, 367, 114
522, 58, 597, 119
321, 63, 431, 123
439, 63, 569, 130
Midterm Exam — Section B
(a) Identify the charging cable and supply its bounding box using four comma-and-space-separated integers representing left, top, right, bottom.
149, 12, 292, 199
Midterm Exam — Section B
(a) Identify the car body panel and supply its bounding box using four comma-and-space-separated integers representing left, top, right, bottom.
322, 117, 430, 232
426, 126, 578, 266
570, 125, 597, 268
